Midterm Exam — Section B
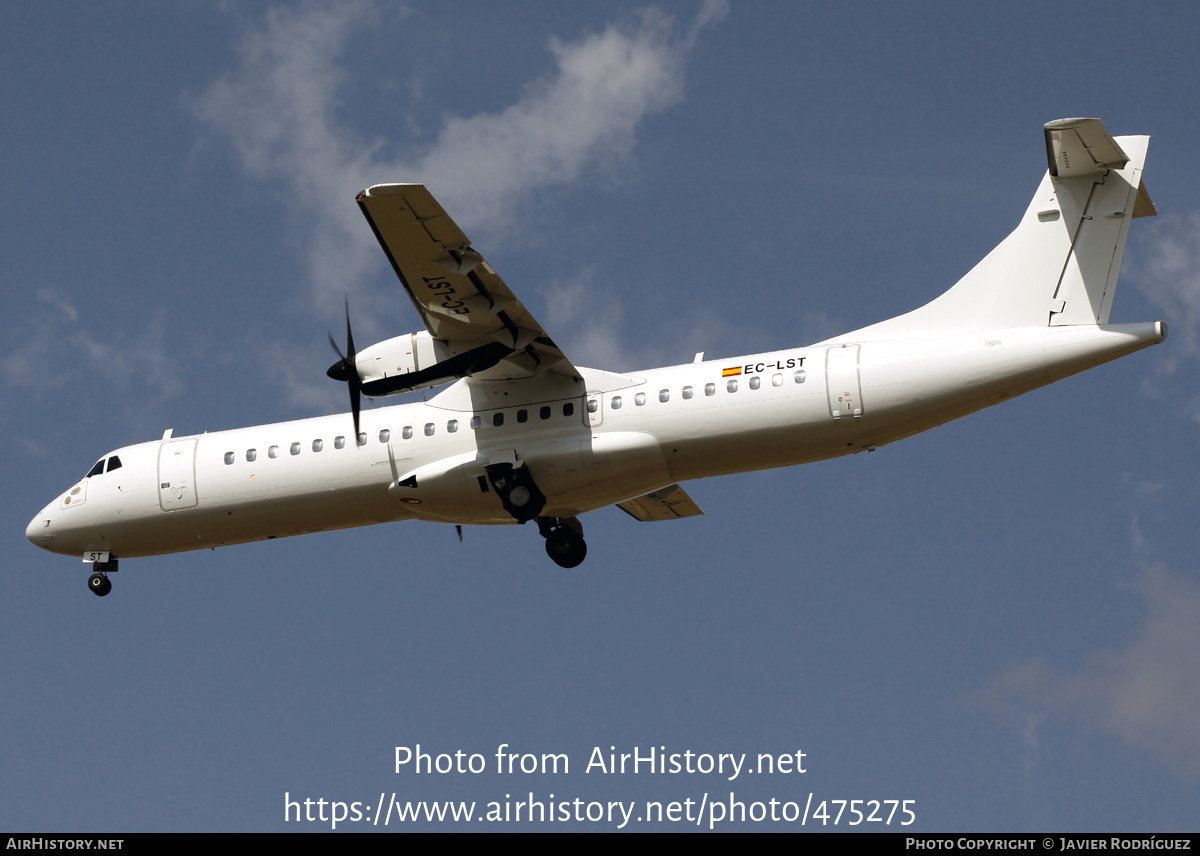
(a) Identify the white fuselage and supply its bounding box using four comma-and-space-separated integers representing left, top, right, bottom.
27, 322, 1164, 560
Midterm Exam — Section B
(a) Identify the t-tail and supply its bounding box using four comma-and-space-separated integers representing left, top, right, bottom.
812, 118, 1165, 444
831, 118, 1160, 342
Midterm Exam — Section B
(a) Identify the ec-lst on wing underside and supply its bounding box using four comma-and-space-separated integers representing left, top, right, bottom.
352, 184, 577, 391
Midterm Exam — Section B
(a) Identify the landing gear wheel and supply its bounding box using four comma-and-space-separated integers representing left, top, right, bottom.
88, 573, 112, 597
485, 463, 546, 523
545, 527, 587, 568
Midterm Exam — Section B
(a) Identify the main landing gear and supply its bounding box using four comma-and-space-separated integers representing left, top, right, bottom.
485, 463, 546, 523
88, 557, 117, 597
538, 517, 587, 568
484, 463, 588, 568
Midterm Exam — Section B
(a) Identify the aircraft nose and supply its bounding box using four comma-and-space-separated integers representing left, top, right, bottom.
27, 509, 53, 548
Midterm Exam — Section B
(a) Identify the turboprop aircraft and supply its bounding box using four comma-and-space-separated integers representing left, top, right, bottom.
28, 118, 1166, 596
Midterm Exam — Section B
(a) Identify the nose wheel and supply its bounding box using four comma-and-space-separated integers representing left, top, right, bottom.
88, 572, 112, 597
87, 557, 117, 597
538, 517, 587, 568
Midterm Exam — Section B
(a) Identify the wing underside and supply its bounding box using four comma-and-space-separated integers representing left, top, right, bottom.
357, 183, 580, 382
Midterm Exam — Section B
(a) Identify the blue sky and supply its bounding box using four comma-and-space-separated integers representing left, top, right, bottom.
4, 0, 1200, 832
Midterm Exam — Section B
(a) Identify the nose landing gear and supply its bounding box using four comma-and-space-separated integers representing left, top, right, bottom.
87, 557, 117, 597
538, 517, 587, 568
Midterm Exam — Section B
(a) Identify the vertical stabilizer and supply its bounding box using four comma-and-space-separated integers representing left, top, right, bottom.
829, 119, 1155, 343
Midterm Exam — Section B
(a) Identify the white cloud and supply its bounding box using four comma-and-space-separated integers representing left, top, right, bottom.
2, 293, 183, 400
970, 564, 1200, 778
37, 288, 79, 323
260, 339, 346, 414
194, 1, 385, 322
1132, 213, 1200, 364
1129, 213, 1200, 423
541, 269, 626, 370
540, 267, 761, 372
195, 1, 727, 334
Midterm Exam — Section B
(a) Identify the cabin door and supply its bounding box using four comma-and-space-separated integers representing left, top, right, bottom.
158, 439, 199, 510
825, 345, 863, 419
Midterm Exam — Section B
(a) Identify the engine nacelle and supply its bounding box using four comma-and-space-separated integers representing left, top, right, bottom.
355, 331, 442, 390
354, 331, 513, 398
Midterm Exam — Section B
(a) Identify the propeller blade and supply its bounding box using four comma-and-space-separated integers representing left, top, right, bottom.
350, 375, 361, 439
325, 298, 362, 438
326, 334, 351, 380
344, 298, 356, 362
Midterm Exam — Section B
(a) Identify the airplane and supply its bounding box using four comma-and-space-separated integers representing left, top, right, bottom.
28, 118, 1166, 597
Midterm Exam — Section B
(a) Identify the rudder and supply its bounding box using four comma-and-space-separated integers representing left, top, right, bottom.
831, 119, 1155, 342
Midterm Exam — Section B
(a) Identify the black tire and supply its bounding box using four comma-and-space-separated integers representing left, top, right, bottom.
88, 573, 111, 597
545, 528, 587, 568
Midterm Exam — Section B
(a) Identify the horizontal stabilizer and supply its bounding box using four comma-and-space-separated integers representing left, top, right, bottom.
1044, 118, 1129, 177
617, 484, 704, 522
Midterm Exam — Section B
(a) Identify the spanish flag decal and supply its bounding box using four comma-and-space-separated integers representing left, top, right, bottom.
722, 366, 742, 377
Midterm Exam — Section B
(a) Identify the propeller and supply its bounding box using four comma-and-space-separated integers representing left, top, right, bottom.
326, 298, 362, 439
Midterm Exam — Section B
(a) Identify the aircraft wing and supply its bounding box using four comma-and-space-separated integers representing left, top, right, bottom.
357, 184, 581, 382
617, 484, 705, 522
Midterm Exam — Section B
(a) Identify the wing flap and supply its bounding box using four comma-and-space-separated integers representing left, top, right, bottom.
617, 484, 705, 522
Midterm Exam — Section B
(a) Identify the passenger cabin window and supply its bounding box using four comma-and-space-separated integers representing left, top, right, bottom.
705, 383, 716, 396
424, 423, 435, 436
493, 413, 505, 427
539, 406, 551, 420
659, 389, 670, 403
246, 449, 257, 462
290, 442, 301, 456
682, 386, 693, 400
772, 373, 784, 387
635, 393, 646, 406
470, 416, 482, 430
517, 409, 528, 423
268, 445, 279, 459
587, 399, 599, 413
611, 396, 622, 410
334, 436, 345, 450
357, 432, 367, 446
749, 376, 761, 390
379, 429, 390, 443
447, 420, 458, 433
562, 403, 574, 417
403, 426, 413, 440
727, 379, 738, 393
794, 369, 807, 384
312, 439, 323, 452
87, 459, 105, 478
223, 452, 234, 466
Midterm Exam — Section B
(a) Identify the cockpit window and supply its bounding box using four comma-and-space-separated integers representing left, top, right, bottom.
106, 456, 122, 472
86, 460, 105, 478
